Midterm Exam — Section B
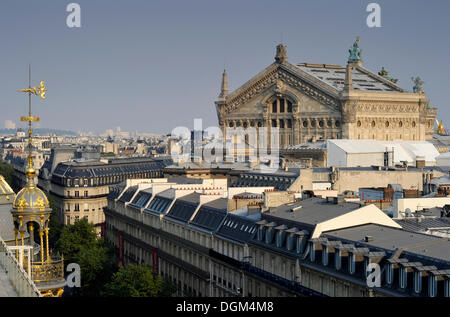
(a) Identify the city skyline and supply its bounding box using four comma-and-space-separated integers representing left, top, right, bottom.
1, 0, 450, 134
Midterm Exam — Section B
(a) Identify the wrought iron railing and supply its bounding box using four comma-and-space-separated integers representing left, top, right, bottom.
23, 257, 65, 285
241, 262, 327, 297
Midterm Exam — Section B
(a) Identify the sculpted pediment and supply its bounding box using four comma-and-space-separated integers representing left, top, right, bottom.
222, 63, 341, 116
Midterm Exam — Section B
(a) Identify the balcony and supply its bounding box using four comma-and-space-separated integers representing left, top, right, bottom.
0, 237, 41, 297
24, 256, 66, 293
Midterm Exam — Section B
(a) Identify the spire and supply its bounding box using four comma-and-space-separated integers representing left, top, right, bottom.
17, 66, 46, 186
275, 43, 288, 63
219, 69, 228, 99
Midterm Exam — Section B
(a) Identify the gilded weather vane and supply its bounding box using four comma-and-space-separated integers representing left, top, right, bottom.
17, 66, 47, 178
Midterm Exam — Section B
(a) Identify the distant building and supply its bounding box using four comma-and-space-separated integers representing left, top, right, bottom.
326, 139, 440, 168
39, 157, 171, 230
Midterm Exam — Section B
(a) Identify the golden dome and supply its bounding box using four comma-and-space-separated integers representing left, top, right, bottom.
12, 185, 50, 212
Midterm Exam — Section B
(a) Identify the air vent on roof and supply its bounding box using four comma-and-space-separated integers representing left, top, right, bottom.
364, 236, 374, 242
291, 206, 302, 212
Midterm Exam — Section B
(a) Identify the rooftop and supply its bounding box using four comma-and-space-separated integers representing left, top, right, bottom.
267, 197, 361, 227
324, 223, 450, 263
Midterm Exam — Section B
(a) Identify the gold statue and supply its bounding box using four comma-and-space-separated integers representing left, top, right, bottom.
436, 119, 446, 135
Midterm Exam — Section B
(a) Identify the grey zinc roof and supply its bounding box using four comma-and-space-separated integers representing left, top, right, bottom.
165, 193, 201, 223
395, 217, 450, 233
216, 214, 258, 243
324, 224, 450, 263
0, 203, 16, 241
129, 191, 152, 209
295, 63, 403, 92
190, 198, 228, 231
266, 197, 361, 227
118, 186, 138, 203
145, 194, 173, 215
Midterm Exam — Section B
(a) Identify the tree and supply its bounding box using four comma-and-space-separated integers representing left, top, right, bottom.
103, 264, 175, 297
0, 159, 14, 187
47, 197, 63, 249
56, 218, 115, 296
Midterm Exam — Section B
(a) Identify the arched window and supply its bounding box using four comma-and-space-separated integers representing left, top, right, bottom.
271, 98, 294, 113
272, 101, 277, 113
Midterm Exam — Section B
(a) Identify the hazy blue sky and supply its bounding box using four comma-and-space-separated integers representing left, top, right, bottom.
1, 0, 449, 134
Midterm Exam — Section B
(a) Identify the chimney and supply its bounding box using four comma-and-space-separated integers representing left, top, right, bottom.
416, 156, 425, 169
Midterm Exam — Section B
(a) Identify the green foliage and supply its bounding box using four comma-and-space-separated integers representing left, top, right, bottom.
0, 159, 14, 186
103, 264, 175, 297
56, 218, 115, 296
56, 217, 98, 265
47, 197, 63, 249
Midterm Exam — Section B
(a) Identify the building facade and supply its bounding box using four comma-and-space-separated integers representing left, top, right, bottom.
215, 39, 437, 149
39, 157, 170, 228
104, 178, 450, 297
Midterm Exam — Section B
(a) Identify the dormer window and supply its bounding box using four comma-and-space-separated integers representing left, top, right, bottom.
400, 267, 407, 289
414, 271, 422, 294
386, 263, 393, 285
349, 253, 356, 274
429, 275, 437, 297
335, 249, 342, 270
445, 278, 450, 297
322, 246, 329, 266
310, 242, 315, 262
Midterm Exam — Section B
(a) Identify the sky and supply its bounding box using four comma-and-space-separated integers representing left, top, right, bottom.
1, 0, 450, 134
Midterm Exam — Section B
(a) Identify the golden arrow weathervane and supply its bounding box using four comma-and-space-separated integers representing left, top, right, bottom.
18, 81, 47, 99
18, 80, 47, 123
17, 67, 47, 177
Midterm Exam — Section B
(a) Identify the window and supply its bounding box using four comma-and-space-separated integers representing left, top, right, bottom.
75, 191, 79, 197
84, 191, 88, 198
287, 100, 292, 113
279, 99, 285, 112
272, 101, 277, 113
74, 204, 80, 212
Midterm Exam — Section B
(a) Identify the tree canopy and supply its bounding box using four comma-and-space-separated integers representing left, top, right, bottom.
103, 264, 175, 297
56, 218, 115, 296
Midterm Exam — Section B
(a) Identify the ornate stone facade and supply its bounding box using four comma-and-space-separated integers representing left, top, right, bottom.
215, 40, 437, 149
